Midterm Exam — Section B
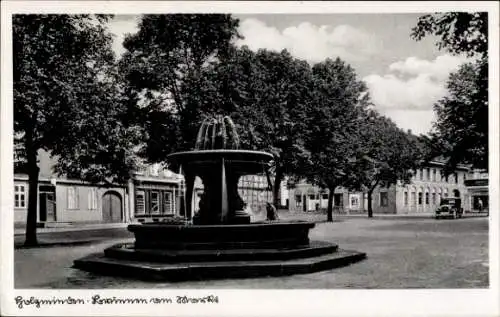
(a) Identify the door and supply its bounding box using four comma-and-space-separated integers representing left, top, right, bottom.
39, 190, 56, 222
102, 191, 123, 223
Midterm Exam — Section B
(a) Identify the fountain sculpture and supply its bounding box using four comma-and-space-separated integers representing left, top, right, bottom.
74, 116, 366, 281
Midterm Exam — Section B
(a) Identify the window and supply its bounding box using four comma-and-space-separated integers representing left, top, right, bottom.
14, 185, 26, 208
425, 169, 429, 181
455, 173, 459, 184
322, 194, 328, 200
432, 169, 436, 181
418, 192, 423, 205
404, 192, 408, 206
308, 194, 316, 200
425, 193, 429, 205
67, 187, 79, 209
163, 192, 174, 214
295, 195, 302, 203
136, 191, 145, 214
87, 188, 98, 210
420, 169, 423, 181
150, 191, 160, 214
380, 192, 388, 207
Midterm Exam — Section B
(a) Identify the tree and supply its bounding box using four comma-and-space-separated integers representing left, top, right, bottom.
122, 16, 315, 205
305, 58, 370, 222
357, 112, 423, 217
119, 14, 242, 161
193, 47, 314, 206
430, 60, 487, 173
13, 15, 139, 246
411, 12, 488, 172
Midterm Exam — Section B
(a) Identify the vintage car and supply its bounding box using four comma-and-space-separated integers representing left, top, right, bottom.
435, 198, 464, 219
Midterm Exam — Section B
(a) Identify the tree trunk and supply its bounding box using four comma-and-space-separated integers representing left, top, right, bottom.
272, 167, 283, 208
367, 190, 373, 218
24, 146, 39, 246
367, 179, 380, 218
327, 186, 335, 222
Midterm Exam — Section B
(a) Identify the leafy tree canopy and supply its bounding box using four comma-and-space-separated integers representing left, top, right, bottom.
411, 12, 488, 172
13, 14, 141, 245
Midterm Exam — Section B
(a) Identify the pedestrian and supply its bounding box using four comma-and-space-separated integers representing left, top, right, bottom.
478, 198, 483, 212
266, 202, 279, 221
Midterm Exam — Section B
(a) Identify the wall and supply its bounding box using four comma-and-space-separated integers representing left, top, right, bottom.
371, 185, 397, 214
287, 163, 471, 215
397, 167, 470, 214
55, 183, 126, 223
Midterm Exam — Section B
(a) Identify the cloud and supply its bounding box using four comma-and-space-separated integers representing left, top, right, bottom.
363, 54, 468, 111
381, 109, 436, 136
389, 55, 469, 81
107, 15, 140, 57
236, 18, 379, 63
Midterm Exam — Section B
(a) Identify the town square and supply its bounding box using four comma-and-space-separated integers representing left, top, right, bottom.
1, 1, 498, 317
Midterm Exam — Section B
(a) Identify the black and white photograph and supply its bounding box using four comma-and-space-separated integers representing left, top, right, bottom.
1, 1, 499, 316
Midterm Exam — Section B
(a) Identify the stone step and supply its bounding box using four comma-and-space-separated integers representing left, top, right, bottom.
103, 240, 339, 263
73, 248, 366, 281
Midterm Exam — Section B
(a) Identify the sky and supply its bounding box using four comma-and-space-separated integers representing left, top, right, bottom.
107, 14, 469, 136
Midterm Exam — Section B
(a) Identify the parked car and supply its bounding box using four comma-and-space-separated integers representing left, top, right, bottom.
435, 198, 463, 219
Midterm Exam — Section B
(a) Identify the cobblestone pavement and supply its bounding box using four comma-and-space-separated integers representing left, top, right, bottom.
14, 216, 489, 289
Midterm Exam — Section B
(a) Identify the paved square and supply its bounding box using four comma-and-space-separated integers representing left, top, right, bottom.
14, 215, 488, 289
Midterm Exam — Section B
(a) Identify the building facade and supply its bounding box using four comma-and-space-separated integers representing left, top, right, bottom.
465, 169, 489, 212
14, 150, 273, 225
14, 150, 128, 225
130, 163, 184, 223
288, 161, 472, 214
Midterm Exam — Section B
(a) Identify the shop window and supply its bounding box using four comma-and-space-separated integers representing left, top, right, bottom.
350, 195, 360, 209
163, 192, 174, 214
380, 192, 388, 207
14, 184, 26, 208
150, 191, 160, 214
67, 187, 79, 209
136, 191, 145, 214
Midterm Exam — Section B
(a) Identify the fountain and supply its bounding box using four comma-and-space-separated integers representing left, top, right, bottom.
74, 116, 366, 281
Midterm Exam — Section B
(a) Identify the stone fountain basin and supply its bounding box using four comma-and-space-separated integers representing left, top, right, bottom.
129, 221, 315, 250
166, 149, 274, 173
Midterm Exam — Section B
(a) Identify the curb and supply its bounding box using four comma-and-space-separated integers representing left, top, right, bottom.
14, 223, 129, 236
